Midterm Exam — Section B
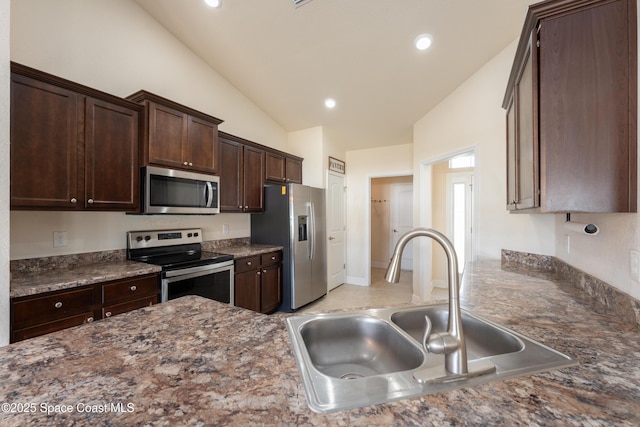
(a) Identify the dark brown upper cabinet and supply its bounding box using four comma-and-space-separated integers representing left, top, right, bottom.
127, 91, 223, 175
10, 63, 142, 211
504, 0, 637, 213
265, 151, 303, 184
218, 132, 265, 213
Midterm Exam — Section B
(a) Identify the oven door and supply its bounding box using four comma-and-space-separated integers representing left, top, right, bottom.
161, 260, 234, 304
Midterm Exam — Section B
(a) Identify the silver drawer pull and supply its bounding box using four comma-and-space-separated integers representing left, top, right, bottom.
105, 312, 112, 318
130, 285, 137, 292
247, 261, 252, 266
87, 317, 94, 323
54, 301, 63, 309
271, 256, 276, 260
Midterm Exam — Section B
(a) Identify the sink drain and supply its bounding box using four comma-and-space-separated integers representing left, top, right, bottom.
340, 373, 365, 380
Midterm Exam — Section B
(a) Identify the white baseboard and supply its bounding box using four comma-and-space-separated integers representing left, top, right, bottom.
345, 276, 369, 286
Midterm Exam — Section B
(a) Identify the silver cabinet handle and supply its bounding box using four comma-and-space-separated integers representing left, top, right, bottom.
183, 161, 188, 166
257, 271, 261, 275
54, 301, 63, 309
189, 162, 193, 166
263, 269, 267, 273
271, 256, 276, 260
105, 312, 112, 318
247, 261, 252, 266
244, 205, 249, 209
87, 317, 94, 323
70, 198, 77, 204
87, 198, 94, 204
130, 285, 137, 292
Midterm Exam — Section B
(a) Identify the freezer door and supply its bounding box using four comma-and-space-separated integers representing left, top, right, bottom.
290, 184, 313, 309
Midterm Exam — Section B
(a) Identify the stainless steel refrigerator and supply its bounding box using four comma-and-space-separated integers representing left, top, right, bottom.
251, 183, 326, 312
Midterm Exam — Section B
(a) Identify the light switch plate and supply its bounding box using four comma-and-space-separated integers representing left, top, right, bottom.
630, 250, 640, 282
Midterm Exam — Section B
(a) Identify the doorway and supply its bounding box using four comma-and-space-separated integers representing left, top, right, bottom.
420, 151, 475, 290
370, 176, 413, 272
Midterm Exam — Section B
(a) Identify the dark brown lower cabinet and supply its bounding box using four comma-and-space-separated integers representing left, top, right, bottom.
234, 251, 282, 314
10, 273, 159, 343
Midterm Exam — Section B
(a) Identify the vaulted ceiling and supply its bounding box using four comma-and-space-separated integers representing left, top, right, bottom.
134, 0, 534, 151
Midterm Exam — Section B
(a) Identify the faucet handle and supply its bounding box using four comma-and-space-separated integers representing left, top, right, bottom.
422, 315, 433, 352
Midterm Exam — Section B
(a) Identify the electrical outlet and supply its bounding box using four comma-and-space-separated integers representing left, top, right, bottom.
222, 224, 229, 235
565, 234, 570, 254
630, 250, 640, 282
53, 231, 68, 248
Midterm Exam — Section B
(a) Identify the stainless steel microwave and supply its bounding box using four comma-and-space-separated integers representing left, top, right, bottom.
143, 166, 220, 214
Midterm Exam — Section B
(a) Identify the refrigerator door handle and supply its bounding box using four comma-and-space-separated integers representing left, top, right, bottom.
308, 201, 315, 260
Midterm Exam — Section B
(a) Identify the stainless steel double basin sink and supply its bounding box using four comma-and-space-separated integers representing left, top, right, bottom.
286, 303, 577, 413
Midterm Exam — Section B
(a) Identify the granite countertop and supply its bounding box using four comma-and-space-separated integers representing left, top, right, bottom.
10, 261, 161, 299
0, 260, 639, 426
214, 244, 283, 259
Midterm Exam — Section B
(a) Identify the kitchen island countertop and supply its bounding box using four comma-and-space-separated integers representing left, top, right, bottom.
0, 260, 638, 426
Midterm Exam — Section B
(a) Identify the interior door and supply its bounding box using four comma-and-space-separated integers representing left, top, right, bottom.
327, 173, 346, 290
390, 183, 414, 270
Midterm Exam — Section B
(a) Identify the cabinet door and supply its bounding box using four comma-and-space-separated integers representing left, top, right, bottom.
10, 74, 80, 208
243, 146, 265, 212
285, 157, 303, 184
539, 0, 635, 212
265, 152, 286, 182
260, 263, 282, 314
85, 97, 140, 211
186, 115, 218, 174
514, 34, 538, 210
148, 102, 187, 169
12, 312, 95, 343
219, 138, 243, 212
506, 95, 517, 211
234, 269, 261, 312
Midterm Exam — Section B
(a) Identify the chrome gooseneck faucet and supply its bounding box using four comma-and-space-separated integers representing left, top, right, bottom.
385, 228, 468, 376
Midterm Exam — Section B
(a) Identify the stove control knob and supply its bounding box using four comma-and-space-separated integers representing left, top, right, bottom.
136, 236, 143, 242
187, 233, 193, 238
194, 232, 199, 237
144, 235, 151, 241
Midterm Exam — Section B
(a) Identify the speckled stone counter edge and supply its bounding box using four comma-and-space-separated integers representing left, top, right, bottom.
502, 249, 640, 327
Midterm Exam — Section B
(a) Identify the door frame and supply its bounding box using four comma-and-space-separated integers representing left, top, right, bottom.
418, 146, 478, 300
365, 171, 413, 286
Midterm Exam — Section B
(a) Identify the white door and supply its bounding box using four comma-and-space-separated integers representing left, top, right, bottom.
445, 172, 473, 274
390, 183, 414, 270
327, 172, 346, 290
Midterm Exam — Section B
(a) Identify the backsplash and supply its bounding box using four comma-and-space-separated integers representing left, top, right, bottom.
10, 238, 251, 274
502, 249, 640, 328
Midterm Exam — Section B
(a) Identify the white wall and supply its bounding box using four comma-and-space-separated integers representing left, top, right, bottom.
413, 40, 556, 299
288, 126, 324, 188
345, 144, 413, 286
1, 0, 11, 345
9, 0, 291, 260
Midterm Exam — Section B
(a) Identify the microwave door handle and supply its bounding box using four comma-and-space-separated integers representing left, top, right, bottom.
205, 182, 213, 208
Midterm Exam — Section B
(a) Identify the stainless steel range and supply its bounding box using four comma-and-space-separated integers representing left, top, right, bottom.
127, 228, 234, 304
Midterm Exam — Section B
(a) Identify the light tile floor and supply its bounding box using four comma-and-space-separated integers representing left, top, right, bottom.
296, 268, 417, 314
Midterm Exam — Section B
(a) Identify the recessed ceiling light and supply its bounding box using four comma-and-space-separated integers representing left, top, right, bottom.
415, 34, 432, 51
324, 98, 336, 109
204, 0, 222, 8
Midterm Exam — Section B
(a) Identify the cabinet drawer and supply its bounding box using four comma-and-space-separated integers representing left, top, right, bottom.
103, 295, 157, 319
12, 311, 95, 343
235, 256, 261, 273
12, 287, 95, 329
261, 251, 282, 266
102, 275, 158, 304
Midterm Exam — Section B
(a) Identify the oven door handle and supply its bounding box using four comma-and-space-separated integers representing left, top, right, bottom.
163, 260, 234, 282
